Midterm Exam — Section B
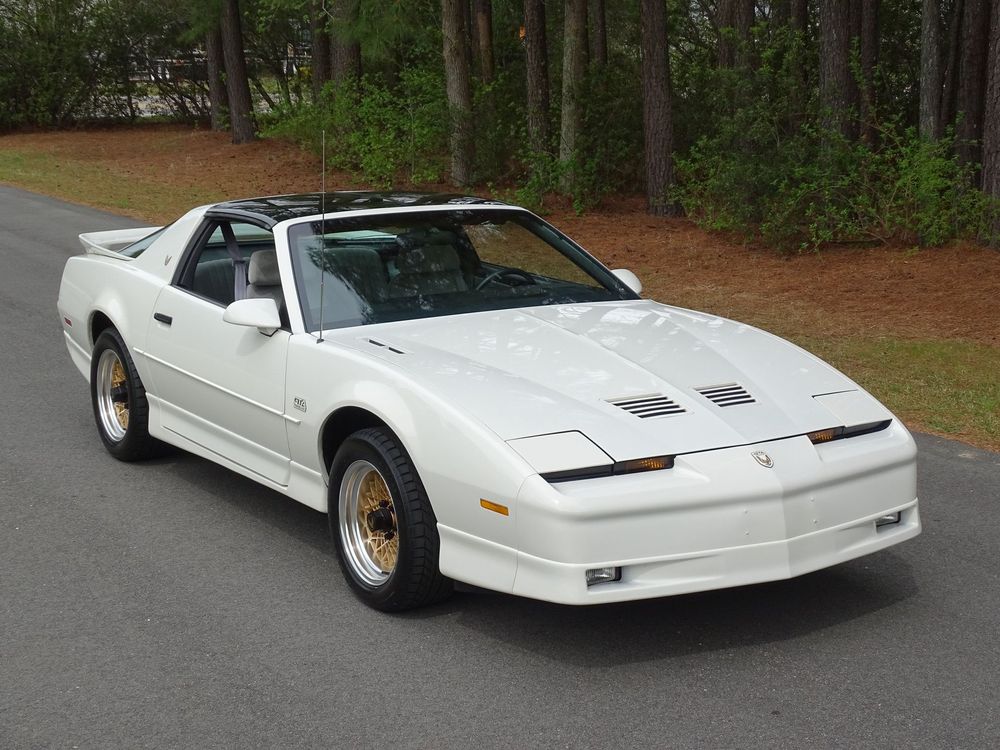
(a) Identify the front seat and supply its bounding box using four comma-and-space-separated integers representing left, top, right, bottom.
389, 242, 468, 297
323, 246, 388, 304
246, 249, 288, 327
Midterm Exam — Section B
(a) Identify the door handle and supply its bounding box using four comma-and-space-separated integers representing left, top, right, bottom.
153, 312, 173, 326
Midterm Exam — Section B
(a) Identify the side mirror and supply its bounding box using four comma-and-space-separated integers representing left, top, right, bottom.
223, 297, 281, 336
612, 268, 643, 295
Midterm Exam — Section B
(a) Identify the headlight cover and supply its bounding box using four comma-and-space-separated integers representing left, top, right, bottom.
506, 431, 674, 483
808, 419, 892, 444
539, 454, 675, 483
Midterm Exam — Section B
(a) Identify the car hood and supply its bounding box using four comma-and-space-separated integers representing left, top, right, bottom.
331, 300, 892, 461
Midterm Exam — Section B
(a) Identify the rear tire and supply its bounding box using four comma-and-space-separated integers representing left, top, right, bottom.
329, 427, 452, 611
90, 328, 166, 461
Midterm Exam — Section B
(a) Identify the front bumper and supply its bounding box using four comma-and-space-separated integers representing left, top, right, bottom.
508, 421, 920, 605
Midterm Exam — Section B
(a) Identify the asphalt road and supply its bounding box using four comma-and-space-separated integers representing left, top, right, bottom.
2, 185, 999, 749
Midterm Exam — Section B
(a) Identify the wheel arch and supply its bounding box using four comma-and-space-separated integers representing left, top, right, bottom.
89, 310, 116, 347
319, 405, 400, 481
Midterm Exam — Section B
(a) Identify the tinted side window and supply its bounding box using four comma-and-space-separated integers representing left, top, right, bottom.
178, 221, 275, 305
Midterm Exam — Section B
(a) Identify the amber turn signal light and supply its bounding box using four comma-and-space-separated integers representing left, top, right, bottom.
480, 498, 509, 516
617, 456, 673, 473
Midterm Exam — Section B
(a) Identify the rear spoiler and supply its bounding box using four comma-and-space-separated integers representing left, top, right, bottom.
78, 226, 161, 259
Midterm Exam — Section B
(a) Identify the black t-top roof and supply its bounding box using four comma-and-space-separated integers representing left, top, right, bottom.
206, 192, 509, 228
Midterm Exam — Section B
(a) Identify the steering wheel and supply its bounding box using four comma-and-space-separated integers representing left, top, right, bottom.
475, 267, 537, 290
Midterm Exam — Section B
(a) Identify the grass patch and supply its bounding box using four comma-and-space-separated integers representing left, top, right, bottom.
798, 335, 1000, 450
0, 145, 219, 223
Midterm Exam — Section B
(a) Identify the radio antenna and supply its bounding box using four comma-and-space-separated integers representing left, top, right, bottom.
317, 129, 327, 344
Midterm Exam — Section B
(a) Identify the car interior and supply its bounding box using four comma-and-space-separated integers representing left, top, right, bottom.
182, 221, 290, 327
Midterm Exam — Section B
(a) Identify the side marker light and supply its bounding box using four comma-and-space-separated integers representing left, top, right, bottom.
480, 499, 509, 516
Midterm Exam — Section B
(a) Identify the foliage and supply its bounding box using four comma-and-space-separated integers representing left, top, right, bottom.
472, 71, 528, 183
264, 67, 448, 186
569, 63, 644, 211
671, 26, 991, 250
506, 62, 643, 213
0, 0, 114, 127
676, 121, 990, 250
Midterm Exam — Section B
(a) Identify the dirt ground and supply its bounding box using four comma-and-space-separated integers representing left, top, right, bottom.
3, 124, 998, 348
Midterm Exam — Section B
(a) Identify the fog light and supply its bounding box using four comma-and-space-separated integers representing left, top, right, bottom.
585, 567, 621, 586
876, 512, 901, 528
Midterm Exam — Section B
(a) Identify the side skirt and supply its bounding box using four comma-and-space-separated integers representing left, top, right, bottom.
146, 393, 328, 512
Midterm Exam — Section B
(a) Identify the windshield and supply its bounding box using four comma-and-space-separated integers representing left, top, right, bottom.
287, 209, 636, 331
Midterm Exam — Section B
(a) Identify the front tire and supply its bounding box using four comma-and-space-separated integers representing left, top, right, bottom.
329, 428, 452, 611
90, 328, 165, 461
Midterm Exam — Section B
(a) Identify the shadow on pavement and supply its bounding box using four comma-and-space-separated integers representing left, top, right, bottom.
435, 553, 917, 667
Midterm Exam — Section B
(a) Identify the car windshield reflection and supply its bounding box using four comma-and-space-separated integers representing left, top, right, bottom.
286, 209, 635, 331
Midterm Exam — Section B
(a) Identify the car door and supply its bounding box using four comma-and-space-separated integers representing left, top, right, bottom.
141, 219, 292, 486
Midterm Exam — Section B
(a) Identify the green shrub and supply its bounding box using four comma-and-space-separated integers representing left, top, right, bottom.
569, 63, 644, 212
676, 116, 991, 250
671, 25, 992, 251
265, 67, 448, 186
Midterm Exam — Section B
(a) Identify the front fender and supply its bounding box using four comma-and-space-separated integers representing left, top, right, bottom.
286, 335, 535, 558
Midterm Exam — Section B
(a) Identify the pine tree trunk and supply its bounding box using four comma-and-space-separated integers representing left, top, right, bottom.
846, 0, 862, 140
859, 0, 879, 142
205, 27, 227, 132
920, 0, 943, 139
330, 39, 362, 82
734, 0, 754, 68
330, 0, 361, 82
772, 0, 790, 28
466, 0, 477, 68
819, 0, 851, 139
524, 0, 551, 156
981, 0, 1000, 241
640, 0, 678, 217
591, 0, 608, 67
786, 0, 809, 127
473, 0, 495, 83
442, 0, 475, 186
717, 0, 735, 67
311, 1, 331, 100
220, 0, 255, 144
790, 0, 808, 32
956, 0, 990, 168
940, 0, 964, 135
559, 0, 588, 193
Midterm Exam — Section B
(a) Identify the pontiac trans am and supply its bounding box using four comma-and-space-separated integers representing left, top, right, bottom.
57, 192, 920, 611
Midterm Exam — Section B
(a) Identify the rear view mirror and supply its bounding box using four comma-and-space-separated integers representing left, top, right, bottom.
223, 298, 281, 336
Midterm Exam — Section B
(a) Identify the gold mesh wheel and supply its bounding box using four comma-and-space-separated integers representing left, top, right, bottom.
338, 460, 399, 586
96, 349, 129, 442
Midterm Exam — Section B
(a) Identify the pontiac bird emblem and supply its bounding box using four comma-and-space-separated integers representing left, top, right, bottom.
751, 451, 774, 468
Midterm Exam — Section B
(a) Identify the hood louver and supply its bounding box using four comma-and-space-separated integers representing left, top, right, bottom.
366, 338, 407, 355
607, 394, 686, 419
695, 382, 756, 407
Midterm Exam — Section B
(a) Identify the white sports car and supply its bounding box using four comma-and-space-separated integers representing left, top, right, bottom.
58, 192, 920, 610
